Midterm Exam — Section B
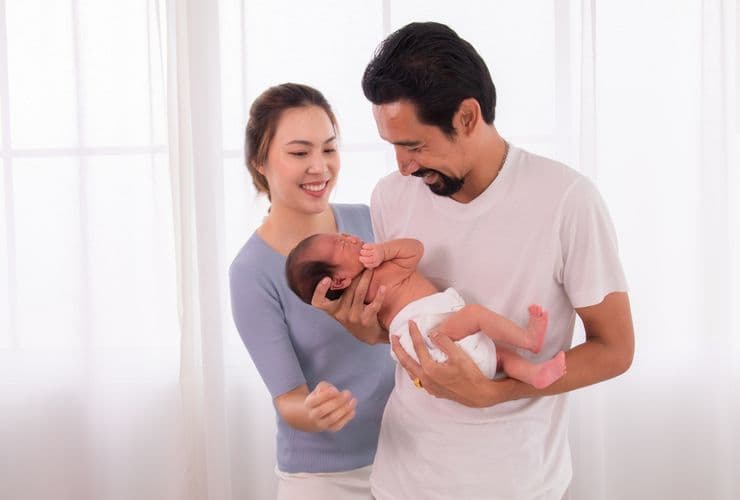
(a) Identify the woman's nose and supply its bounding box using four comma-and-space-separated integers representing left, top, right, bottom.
306, 155, 329, 174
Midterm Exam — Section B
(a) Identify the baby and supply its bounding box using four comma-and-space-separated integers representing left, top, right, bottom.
286, 233, 566, 388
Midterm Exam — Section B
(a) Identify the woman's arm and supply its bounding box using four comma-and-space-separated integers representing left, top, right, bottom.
274, 382, 357, 432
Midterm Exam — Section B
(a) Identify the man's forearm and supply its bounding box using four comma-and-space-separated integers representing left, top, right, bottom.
477, 292, 634, 406
409, 294, 633, 408
478, 339, 633, 405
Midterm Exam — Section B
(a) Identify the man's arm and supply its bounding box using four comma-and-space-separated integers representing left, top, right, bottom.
394, 291, 634, 407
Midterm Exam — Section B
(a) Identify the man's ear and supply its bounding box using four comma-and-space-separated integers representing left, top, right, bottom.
454, 98, 481, 136
330, 274, 352, 290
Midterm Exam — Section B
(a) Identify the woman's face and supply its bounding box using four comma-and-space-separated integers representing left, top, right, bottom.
259, 105, 339, 214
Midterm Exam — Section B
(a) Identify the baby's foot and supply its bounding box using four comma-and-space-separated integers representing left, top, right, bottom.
532, 351, 566, 389
525, 304, 548, 353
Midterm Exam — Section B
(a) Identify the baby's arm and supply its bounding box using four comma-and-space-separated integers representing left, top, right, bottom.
359, 238, 424, 270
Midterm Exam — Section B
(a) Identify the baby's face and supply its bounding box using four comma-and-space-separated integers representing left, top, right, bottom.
309, 233, 365, 281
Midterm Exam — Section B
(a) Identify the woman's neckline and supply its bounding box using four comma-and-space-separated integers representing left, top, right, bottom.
254, 204, 340, 257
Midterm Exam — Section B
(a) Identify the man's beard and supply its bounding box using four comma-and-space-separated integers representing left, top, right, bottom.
412, 168, 464, 197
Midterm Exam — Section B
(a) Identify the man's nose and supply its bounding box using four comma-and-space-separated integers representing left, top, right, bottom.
395, 149, 419, 176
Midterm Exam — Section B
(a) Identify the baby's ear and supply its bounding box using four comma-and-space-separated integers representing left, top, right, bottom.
330, 275, 352, 290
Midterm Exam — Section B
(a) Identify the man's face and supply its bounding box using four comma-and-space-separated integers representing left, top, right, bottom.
372, 100, 466, 197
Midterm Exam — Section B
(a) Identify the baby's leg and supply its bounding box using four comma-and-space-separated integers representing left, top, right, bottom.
435, 304, 548, 353
497, 348, 566, 389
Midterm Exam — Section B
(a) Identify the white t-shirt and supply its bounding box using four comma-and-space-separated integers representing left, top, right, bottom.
369, 145, 628, 500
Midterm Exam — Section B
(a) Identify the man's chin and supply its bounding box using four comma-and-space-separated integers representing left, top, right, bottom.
413, 169, 463, 197
427, 179, 463, 197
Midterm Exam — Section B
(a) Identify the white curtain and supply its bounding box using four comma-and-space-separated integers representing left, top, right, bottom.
569, 1, 739, 498
0, 1, 737, 499
0, 0, 185, 498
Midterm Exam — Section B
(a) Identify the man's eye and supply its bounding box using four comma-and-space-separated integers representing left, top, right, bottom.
324, 148, 336, 154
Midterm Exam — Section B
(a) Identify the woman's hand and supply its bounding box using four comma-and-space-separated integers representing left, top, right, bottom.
304, 381, 357, 432
274, 382, 357, 432
311, 268, 389, 344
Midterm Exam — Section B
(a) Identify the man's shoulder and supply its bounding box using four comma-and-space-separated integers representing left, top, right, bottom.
514, 146, 582, 182
509, 146, 590, 199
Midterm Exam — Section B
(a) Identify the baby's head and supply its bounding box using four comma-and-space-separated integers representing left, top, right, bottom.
286, 233, 366, 304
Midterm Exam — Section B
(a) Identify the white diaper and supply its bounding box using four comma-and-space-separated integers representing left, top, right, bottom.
388, 288, 498, 379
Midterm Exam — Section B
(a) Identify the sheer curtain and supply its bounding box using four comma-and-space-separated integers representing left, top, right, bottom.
569, 1, 739, 498
0, 1, 737, 499
0, 0, 187, 499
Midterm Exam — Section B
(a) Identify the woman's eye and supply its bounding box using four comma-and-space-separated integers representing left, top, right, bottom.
289, 151, 308, 157
324, 148, 336, 154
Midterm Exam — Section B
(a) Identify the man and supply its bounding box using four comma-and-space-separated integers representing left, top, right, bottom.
314, 21, 633, 499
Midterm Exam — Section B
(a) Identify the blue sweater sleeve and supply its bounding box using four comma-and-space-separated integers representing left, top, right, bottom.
229, 251, 306, 398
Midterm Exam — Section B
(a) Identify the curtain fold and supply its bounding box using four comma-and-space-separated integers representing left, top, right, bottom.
164, 0, 231, 498
699, 0, 737, 497
567, 2, 608, 498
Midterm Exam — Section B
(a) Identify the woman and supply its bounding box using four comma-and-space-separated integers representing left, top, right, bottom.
228, 83, 394, 499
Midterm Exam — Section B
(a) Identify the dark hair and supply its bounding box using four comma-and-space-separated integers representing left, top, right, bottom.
245, 83, 338, 200
362, 22, 496, 137
285, 234, 345, 304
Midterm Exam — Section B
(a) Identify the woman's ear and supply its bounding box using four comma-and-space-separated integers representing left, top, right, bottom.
330, 275, 352, 290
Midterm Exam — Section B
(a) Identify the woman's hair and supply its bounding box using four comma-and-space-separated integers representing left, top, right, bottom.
285, 234, 344, 304
245, 83, 338, 199
362, 22, 496, 137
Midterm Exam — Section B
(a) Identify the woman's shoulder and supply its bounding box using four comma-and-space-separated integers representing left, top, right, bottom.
332, 202, 370, 220
331, 203, 373, 240
229, 233, 281, 286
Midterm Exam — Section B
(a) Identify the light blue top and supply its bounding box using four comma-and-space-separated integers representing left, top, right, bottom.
229, 203, 395, 473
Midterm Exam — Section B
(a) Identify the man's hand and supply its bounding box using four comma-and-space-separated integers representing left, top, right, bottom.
392, 320, 515, 407
359, 243, 385, 269
304, 382, 357, 432
311, 268, 389, 344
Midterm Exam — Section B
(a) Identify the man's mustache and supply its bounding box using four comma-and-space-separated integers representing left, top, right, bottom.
411, 168, 437, 178
410, 167, 464, 197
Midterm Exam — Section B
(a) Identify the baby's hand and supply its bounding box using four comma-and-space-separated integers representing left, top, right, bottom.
359, 243, 384, 269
